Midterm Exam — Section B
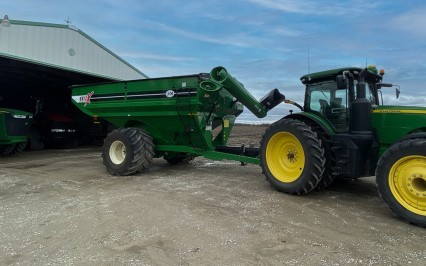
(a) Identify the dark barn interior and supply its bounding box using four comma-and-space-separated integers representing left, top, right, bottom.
0, 56, 114, 149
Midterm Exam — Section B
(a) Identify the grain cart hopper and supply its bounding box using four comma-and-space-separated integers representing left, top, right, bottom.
71, 66, 284, 174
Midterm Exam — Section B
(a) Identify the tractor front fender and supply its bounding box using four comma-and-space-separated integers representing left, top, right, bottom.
396, 132, 426, 143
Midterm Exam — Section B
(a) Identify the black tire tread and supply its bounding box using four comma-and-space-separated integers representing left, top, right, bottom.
134, 128, 155, 171
308, 122, 336, 190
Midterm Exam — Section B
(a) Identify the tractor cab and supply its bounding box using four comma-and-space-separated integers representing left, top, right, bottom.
300, 66, 383, 133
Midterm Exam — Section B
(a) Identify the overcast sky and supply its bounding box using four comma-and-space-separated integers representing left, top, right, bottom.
3, 0, 426, 123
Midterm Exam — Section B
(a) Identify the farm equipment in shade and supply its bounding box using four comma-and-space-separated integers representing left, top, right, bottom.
0, 107, 33, 156
72, 66, 426, 227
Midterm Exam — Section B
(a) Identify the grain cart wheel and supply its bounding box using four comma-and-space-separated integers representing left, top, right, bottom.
102, 127, 154, 176
260, 119, 325, 195
376, 139, 426, 227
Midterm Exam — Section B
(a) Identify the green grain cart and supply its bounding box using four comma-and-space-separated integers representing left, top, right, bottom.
0, 107, 33, 156
72, 66, 426, 227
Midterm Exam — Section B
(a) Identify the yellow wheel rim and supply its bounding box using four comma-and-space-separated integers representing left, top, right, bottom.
265, 132, 305, 183
389, 155, 426, 215
110, 140, 126, 165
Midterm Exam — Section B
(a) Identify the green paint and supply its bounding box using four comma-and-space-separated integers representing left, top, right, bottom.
0, 108, 33, 145
72, 67, 266, 163
372, 105, 426, 156
300, 66, 426, 159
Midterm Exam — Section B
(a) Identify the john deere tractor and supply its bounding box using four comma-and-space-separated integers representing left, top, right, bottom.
260, 65, 426, 227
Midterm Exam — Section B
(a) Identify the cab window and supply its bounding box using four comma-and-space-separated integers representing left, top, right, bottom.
306, 81, 349, 132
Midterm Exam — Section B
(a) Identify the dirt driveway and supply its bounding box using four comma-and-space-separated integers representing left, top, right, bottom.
0, 125, 425, 265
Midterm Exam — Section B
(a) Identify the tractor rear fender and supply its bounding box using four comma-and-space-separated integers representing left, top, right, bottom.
281, 112, 335, 137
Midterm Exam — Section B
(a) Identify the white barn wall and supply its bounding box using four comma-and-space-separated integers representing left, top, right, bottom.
0, 20, 147, 80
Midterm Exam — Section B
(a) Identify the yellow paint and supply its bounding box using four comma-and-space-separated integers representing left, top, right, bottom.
266, 132, 305, 183
223, 119, 229, 128
389, 155, 426, 215
373, 109, 426, 114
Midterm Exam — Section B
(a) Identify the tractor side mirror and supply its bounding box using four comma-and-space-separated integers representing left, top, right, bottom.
336, 75, 346, 89
377, 83, 400, 99
377, 82, 393, 89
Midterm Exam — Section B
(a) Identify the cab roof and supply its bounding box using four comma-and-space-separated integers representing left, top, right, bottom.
300, 67, 363, 84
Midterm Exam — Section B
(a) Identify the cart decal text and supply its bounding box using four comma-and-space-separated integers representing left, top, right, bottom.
82, 91, 94, 106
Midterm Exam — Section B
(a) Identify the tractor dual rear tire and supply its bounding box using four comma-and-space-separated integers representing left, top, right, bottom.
376, 139, 426, 227
102, 128, 154, 176
260, 119, 325, 195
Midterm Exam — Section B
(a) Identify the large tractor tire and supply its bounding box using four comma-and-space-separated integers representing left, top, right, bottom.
260, 119, 325, 195
376, 139, 426, 227
102, 127, 154, 176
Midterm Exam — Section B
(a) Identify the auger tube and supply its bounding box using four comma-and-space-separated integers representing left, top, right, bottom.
210, 66, 269, 118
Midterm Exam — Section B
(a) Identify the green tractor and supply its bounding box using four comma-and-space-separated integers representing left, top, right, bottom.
0, 107, 33, 156
261, 65, 426, 227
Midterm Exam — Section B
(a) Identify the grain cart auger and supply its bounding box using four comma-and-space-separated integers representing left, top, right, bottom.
71, 66, 285, 175
259, 65, 426, 227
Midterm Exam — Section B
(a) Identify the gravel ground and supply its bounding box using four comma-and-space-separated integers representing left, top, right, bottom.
0, 124, 425, 265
